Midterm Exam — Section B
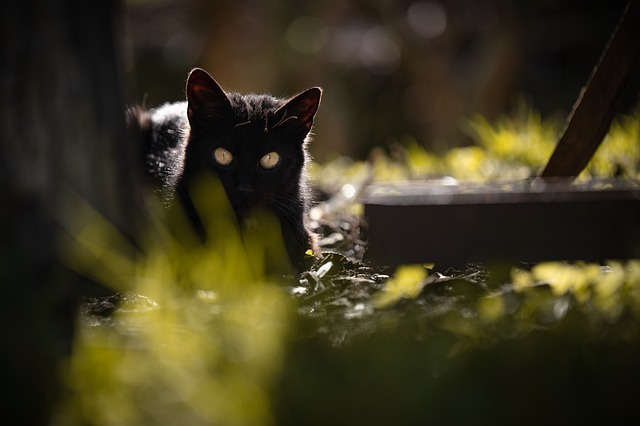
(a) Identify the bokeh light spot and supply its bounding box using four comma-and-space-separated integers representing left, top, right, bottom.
286, 16, 329, 54
360, 25, 401, 75
407, 1, 447, 39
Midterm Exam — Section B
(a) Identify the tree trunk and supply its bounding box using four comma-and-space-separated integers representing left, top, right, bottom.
0, 0, 138, 423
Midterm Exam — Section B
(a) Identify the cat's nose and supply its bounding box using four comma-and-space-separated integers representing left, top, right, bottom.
236, 182, 254, 194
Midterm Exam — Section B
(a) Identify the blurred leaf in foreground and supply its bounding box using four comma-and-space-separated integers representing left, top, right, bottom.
55, 176, 292, 426
372, 264, 428, 308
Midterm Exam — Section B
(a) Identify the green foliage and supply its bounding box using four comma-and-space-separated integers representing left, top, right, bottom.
297, 257, 640, 346
55, 177, 292, 426
512, 261, 640, 320
457, 106, 558, 179
311, 104, 640, 192
283, 257, 640, 424
371, 264, 428, 308
582, 107, 640, 178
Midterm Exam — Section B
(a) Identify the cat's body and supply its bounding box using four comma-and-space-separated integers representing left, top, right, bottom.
129, 68, 322, 271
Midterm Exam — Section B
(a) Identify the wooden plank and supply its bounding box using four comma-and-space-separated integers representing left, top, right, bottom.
541, 0, 640, 179
363, 180, 640, 266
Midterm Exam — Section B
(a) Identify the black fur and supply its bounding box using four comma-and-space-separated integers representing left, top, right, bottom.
128, 68, 322, 270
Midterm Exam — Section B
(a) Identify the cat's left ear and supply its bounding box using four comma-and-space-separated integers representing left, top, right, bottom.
273, 87, 322, 133
186, 68, 232, 124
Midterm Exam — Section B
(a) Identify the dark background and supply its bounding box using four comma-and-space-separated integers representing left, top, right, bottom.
124, 0, 638, 160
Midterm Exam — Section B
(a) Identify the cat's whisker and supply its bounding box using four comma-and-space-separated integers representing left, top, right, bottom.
270, 196, 305, 225
271, 200, 296, 220
272, 109, 299, 129
235, 120, 251, 127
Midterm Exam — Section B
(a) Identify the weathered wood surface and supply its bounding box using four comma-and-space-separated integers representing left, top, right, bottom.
364, 180, 640, 266
541, 0, 640, 179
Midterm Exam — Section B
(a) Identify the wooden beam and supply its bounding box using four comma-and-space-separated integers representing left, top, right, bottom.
363, 180, 640, 266
541, 0, 640, 179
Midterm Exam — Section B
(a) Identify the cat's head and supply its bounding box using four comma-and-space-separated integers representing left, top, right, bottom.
182, 68, 322, 221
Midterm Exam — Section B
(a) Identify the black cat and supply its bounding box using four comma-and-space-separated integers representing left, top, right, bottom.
129, 68, 322, 271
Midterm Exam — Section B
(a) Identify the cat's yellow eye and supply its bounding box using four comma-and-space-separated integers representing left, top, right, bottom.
259, 152, 280, 169
213, 147, 233, 166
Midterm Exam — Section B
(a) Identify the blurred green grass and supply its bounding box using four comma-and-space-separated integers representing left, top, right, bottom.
310, 103, 640, 191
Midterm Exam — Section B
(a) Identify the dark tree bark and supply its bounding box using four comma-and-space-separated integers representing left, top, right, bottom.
1, 0, 139, 423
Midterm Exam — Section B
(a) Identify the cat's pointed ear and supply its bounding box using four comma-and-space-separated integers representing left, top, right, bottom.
186, 68, 231, 123
273, 87, 322, 133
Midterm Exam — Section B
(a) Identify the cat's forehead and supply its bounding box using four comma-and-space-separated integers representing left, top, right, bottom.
229, 93, 282, 119
226, 93, 285, 138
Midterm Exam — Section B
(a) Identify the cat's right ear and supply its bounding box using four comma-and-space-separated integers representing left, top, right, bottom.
186, 68, 232, 123
273, 87, 322, 134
